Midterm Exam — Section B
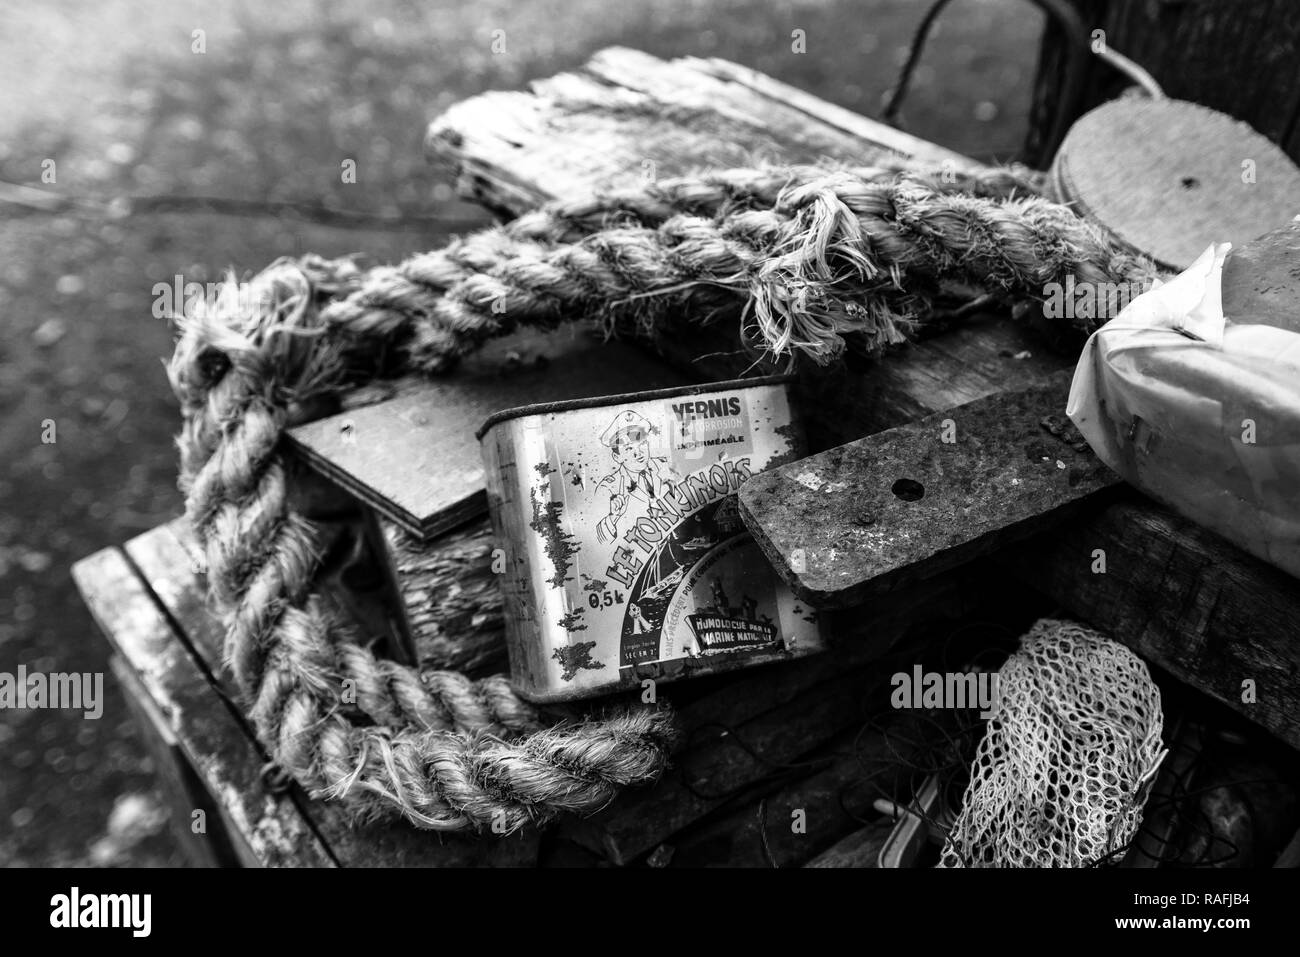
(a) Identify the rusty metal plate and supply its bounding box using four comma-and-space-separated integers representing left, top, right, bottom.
738, 369, 1120, 608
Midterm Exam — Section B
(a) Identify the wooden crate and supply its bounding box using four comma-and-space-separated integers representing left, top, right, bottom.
73, 47, 1300, 866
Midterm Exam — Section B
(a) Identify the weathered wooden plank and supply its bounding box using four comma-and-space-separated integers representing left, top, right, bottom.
124, 522, 222, 667
287, 327, 691, 542
562, 663, 883, 865
108, 654, 240, 868
72, 547, 337, 868
793, 315, 1069, 451
740, 369, 1119, 608
682, 55, 973, 168
1002, 498, 1300, 751
426, 47, 973, 215
663, 729, 890, 868
119, 522, 540, 867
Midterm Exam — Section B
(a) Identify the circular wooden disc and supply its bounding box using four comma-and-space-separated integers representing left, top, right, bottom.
1052, 98, 1300, 270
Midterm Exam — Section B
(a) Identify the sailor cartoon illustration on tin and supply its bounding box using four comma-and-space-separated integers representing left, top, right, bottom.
594, 409, 678, 544
628, 601, 653, 634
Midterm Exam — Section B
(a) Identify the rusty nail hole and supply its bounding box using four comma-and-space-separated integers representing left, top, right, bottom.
1180, 176, 1200, 190
891, 478, 925, 502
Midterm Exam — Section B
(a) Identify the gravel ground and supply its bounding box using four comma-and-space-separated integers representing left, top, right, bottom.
0, 0, 1041, 866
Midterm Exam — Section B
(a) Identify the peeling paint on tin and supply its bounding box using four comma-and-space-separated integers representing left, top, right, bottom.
558, 609, 587, 632
552, 641, 605, 681
763, 422, 804, 470
528, 483, 580, 589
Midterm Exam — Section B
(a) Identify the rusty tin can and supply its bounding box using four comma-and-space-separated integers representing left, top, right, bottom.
478, 375, 826, 703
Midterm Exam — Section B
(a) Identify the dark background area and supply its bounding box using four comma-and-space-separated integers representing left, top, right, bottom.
0, 0, 1044, 866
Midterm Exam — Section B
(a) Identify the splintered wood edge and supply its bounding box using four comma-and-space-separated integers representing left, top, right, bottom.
681, 52, 973, 166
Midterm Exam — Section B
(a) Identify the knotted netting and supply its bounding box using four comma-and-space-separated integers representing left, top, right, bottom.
939, 619, 1167, 868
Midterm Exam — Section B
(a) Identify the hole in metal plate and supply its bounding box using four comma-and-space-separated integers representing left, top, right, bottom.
892, 478, 925, 502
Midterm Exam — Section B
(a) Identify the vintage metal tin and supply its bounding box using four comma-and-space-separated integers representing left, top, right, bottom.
478, 375, 826, 703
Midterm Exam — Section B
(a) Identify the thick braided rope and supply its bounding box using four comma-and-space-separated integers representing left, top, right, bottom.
169, 162, 1153, 833
318, 163, 1152, 372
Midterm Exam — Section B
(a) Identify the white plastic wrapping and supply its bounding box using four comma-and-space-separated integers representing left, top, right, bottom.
1068, 243, 1300, 579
